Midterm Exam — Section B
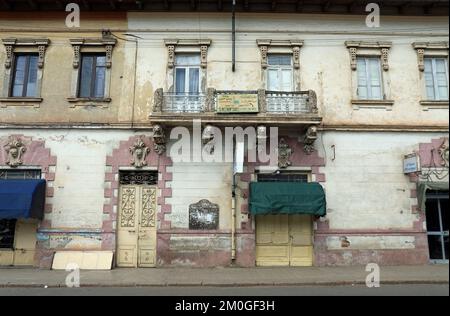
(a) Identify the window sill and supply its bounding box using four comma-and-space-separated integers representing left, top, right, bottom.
67, 97, 111, 108
351, 99, 394, 111
0, 97, 43, 108
420, 100, 449, 111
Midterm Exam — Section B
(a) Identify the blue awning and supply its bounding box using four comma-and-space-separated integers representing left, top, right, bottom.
0, 180, 46, 220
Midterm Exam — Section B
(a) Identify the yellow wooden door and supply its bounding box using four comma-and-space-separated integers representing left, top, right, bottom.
117, 185, 157, 268
137, 187, 157, 268
289, 215, 313, 267
256, 215, 290, 266
256, 215, 313, 267
117, 186, 140, 268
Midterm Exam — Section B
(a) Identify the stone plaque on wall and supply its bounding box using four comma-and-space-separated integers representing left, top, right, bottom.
189, 200, 219, 230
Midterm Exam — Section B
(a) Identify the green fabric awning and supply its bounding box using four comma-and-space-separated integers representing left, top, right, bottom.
417, 181, 449, 211
249, 182, 326, 216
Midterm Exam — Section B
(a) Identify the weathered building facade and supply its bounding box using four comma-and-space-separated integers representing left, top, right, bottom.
0, 0, 448, 269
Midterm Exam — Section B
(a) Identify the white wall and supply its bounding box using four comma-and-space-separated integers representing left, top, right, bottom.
320, 131, 448, 230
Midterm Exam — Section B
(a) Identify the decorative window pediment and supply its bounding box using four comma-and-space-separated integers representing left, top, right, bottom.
70, 37, 116, 69
412, 42, 449, 72
2, 38, 50, 70
345, 41, 392, 71
257, 39, 303, 70
164, 39, 211, 69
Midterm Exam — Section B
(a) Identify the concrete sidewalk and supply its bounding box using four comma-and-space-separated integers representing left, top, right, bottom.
0, 265, 448, 288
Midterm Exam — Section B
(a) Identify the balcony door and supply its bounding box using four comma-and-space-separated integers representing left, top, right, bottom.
172, 54, 201, 112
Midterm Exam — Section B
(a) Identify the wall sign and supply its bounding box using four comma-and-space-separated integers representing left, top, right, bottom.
189, 199, 219, 230
403, 154, 421, 174
216, 94, 259, 113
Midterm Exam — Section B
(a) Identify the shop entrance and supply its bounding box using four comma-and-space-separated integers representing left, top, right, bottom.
116, 171, 158, 268
425, 190, 449, 263
0, 169, 41, 266
255, 172, 314, 267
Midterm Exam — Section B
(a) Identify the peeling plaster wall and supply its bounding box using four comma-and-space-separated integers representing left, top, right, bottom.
314, 131, 448, 266
320, 131, 447, 230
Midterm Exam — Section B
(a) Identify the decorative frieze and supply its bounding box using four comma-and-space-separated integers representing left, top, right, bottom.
4, 137, 26, 168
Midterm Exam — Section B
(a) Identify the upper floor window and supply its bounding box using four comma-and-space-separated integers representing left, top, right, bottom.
78, 54, 107, 99
68, 35, 116, 107
10, 54, 39, 98
267, 55, 293, 92
175, 54, 201, 95
356, 57, 383, 100
424, 57, 448, 101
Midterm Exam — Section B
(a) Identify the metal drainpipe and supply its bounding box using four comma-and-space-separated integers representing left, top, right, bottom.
232, 173, 237, 262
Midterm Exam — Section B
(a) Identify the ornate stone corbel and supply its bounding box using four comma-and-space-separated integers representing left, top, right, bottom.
349, 47, 358, 71
153, 88, 164, 113
37, 45, 46, 69
381, 47, 390, 71
417, 48, 425, 72
257, 126, 267, 151
439, 138, 449, 168
4, 44, 13, 69
205, 88, 216, 112
278, 138, 293, 169
105, 44, 113, 68
303, 126, 318, 155
72, 45, 81, 69
4, 137, 26, 168
202, 125, 216, 154
129, 137, 150, 168
307, 90, 318, 113
152, 124, 166, 155
258, 89, 267, 113
200, 45, 208, 69
293, 46, 301, 69
167, 45, 175, 69
260, 45, 268, 69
